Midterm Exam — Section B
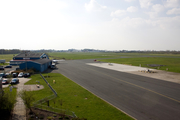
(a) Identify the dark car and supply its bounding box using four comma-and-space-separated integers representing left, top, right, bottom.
4, 65, 12, 68
23, 73, 30, 78
10, 78, 19, 84
12, 73, 18, 78
4, 73, 11, 78
0, 67, 4, 70
2, 79, 9, 84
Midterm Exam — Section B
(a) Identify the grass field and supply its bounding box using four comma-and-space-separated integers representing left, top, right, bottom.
48, 52, 180, 60
25, 73, 134, 120
0, 54, 15, 66
48, 52, 122, 60
0, 54, 15, 62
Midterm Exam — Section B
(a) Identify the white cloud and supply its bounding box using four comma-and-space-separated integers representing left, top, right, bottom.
111, 18, 119, 22
110, 17, 154, 29
164, 0, 180, 8
85, 0, 107, 12
127, 6, 138, 12
146, 12, 159, 18
139, 0, 153, 8
111, 10, 126, 17
125, 0, 136, 2
145, 4, 165, 18
111, 6, 138, 17
110, 15, 180, 30
167, 8, 180, 14
0, 0, 68, 47
155, 16, 180, 29
152, 4, 164, 13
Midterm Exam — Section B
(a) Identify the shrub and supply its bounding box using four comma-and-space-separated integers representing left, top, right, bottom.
0, 89, 16, 112
0, 89, 17, 120
47, 116, 53, 120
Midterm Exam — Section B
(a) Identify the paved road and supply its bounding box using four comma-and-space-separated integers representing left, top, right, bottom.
52, 59, 180, 120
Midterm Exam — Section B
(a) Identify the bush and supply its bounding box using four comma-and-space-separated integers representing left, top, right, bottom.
0, 89, 17, 120
0, 89, 16, 112
47, 116, 53, 120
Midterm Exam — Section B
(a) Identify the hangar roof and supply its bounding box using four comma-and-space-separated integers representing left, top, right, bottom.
33, 59, 52, 64
15, 53, 44, 58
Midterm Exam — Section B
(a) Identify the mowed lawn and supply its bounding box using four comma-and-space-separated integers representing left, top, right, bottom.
48, 52, 122, 60
0, 54, 15, 65
100, 57, 180, 73
25, 73, 134, 120
48, 52, 180, 60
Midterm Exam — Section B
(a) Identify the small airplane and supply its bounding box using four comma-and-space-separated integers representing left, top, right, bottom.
52, 59, 65, 63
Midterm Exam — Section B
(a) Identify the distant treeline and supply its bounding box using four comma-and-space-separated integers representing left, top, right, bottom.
0, 49, 21, 54
0, 49, 180, 54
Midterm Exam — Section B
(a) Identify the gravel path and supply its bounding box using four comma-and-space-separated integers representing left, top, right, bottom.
12, 78, 44, 120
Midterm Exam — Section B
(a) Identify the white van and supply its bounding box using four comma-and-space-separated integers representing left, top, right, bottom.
51, 63, 56, 69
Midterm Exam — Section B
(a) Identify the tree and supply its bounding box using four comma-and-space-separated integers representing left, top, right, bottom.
18, 90, 35, 113
0, 89, 15, 112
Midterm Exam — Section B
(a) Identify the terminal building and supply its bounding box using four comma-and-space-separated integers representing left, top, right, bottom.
10, 52, 52, 72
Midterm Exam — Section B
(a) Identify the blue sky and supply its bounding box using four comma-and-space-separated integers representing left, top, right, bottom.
0, 0, 180, 50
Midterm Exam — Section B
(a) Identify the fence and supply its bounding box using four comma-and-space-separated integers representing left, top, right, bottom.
32, 74, 76, 118
40, 73, 57, 96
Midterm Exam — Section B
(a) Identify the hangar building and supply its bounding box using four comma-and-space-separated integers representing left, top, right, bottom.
19, 59, 52, 72
10, 52, 52, 72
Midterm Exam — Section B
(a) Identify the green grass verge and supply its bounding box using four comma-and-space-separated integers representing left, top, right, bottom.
100, 57, 180, 73
25, 73, 134, 120
3, 86, 17, 102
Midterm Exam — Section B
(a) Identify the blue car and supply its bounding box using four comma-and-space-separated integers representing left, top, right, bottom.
10, 78, 19, 84
0, 73, 5, 77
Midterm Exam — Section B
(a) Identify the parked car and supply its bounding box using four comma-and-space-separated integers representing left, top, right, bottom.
12, 73, 18, 78
18, 72, 24, 77
4, 65, 12, 68
0, 73, 5, 78
2, 79, 9, 84
4, 73, 10, 78
0, 67, 4, 70
10, 78, 19, 84
23, 73, 30, 78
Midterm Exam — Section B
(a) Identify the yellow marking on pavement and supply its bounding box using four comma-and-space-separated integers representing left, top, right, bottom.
88, 67, 180, 103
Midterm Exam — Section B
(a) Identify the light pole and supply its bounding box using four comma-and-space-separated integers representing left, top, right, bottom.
25, 52, 27, 72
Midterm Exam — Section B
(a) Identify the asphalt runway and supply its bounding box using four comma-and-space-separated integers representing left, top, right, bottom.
54, 59, 180, 120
